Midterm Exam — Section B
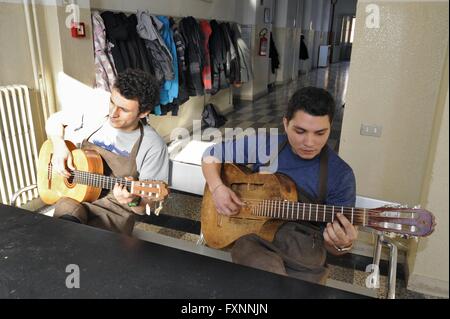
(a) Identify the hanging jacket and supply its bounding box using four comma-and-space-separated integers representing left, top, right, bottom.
136, 11, 174, 84
230, 23, 253, 84
199, 20, 213, 93
221, 23, 239, 84
92, 11, 116, 92
126, 14, 155, 75
101, 11, 154, 76
219, 23, 231, 81
299, 35, 309, 60
179, 16, 205, 96
101, 11, 131, 73
157, 16, 179, 106
269, 32, 280, 74
209, 20, 229, 95
170, 18, 189, 106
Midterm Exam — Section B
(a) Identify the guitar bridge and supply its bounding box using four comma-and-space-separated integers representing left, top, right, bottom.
47, 153, 53, 189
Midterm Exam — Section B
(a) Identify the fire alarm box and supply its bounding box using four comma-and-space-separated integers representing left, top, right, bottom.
71, 22, 86, 38
259, 28, 268, 56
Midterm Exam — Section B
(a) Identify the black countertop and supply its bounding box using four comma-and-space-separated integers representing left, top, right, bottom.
0, 204, 366, 299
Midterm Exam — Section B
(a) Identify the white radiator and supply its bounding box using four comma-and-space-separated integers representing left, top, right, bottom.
0, 85, 40, 206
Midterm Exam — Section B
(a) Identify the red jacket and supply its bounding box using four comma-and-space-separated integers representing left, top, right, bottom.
200, 20, 212, 92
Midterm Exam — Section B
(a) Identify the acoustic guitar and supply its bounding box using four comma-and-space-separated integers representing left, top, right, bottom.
200, 164, 436, 249
37, 140, 169, 214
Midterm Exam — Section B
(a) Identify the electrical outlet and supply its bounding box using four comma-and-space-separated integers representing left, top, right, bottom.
360, 124, 383, 137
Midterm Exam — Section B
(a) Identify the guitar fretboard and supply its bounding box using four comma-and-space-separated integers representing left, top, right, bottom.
71, 170, 132, 191
252, 200, 367, 226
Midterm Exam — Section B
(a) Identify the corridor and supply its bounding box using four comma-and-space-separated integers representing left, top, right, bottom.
224, 62, 350, 151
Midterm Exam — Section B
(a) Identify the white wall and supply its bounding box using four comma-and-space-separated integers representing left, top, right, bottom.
272, 0, 306, 84
299, 0, 331, 72
235, 0, 257, 25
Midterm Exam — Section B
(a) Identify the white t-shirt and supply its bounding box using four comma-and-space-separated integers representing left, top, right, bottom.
61, 89, 169, 182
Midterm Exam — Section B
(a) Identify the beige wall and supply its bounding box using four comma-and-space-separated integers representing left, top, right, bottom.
91, 0, 237, 22
236, 26, 272, 100
273, 0, 301, 84
0, 2, 55, 147
340, 1, 448, 205
0, 2, 35, 87
234, 0, 274, 101
0, 1, 94, 114
299, 0, 331, 73
57, 6, 95, 88
273, 27, 296, 84
340, 1, 449, 296
407, 50, 449, 298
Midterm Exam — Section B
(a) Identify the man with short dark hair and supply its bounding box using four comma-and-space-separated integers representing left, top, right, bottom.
202, 86, 357, 283
46, 69, 169, 235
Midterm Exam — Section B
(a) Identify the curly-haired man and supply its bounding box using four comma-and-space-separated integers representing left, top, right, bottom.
46, 69, 169, 235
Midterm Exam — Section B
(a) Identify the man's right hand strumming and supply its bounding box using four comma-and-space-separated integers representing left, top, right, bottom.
210, 183, 244, 216
202, 156, 244, 216
51, 137, 75, 178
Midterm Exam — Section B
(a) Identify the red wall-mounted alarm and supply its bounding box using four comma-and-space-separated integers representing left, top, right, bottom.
71, 22, 86, 38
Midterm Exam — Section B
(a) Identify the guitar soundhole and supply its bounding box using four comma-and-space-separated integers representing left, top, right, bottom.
64, 175, 76, 189
68, 175, 75, 184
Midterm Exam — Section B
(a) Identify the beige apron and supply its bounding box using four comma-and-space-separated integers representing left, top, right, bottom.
54, 123, 144, 235
231, 141, 330, 284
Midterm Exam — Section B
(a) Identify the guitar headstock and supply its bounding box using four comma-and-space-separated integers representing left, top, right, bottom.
131, 180, 169, 201
368, 206, 436, 238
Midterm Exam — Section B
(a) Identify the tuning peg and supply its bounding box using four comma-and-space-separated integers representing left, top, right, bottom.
383, 204, 401, 208
154, 201, 163, 216
414, 236, 419, 243
414, 205, 421, 209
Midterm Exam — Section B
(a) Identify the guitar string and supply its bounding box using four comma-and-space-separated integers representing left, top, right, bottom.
72, 170, 131, 188
49, 170, 165, 199
237, 198, 390, 216
48, 167, 131, 186
48, 168, 160, 190
47, 169, 165, 199
73, 172, 162, 188
47, 169, 409, 218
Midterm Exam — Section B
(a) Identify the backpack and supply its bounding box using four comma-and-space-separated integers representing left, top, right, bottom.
201, 103, 227, 128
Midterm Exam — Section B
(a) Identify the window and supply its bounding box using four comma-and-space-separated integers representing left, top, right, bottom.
340, 15, 356, 44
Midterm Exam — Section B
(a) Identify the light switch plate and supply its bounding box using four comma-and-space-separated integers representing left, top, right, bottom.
360, 124, 383, 137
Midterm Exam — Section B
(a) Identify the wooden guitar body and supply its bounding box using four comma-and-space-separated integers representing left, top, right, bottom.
37, 140, 103, 204
201, 164, 298, 249
201, 165, 436, 249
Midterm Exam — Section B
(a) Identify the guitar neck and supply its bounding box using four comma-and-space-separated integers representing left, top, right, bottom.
253, 200, 368, 227
72, 170, 132, 191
